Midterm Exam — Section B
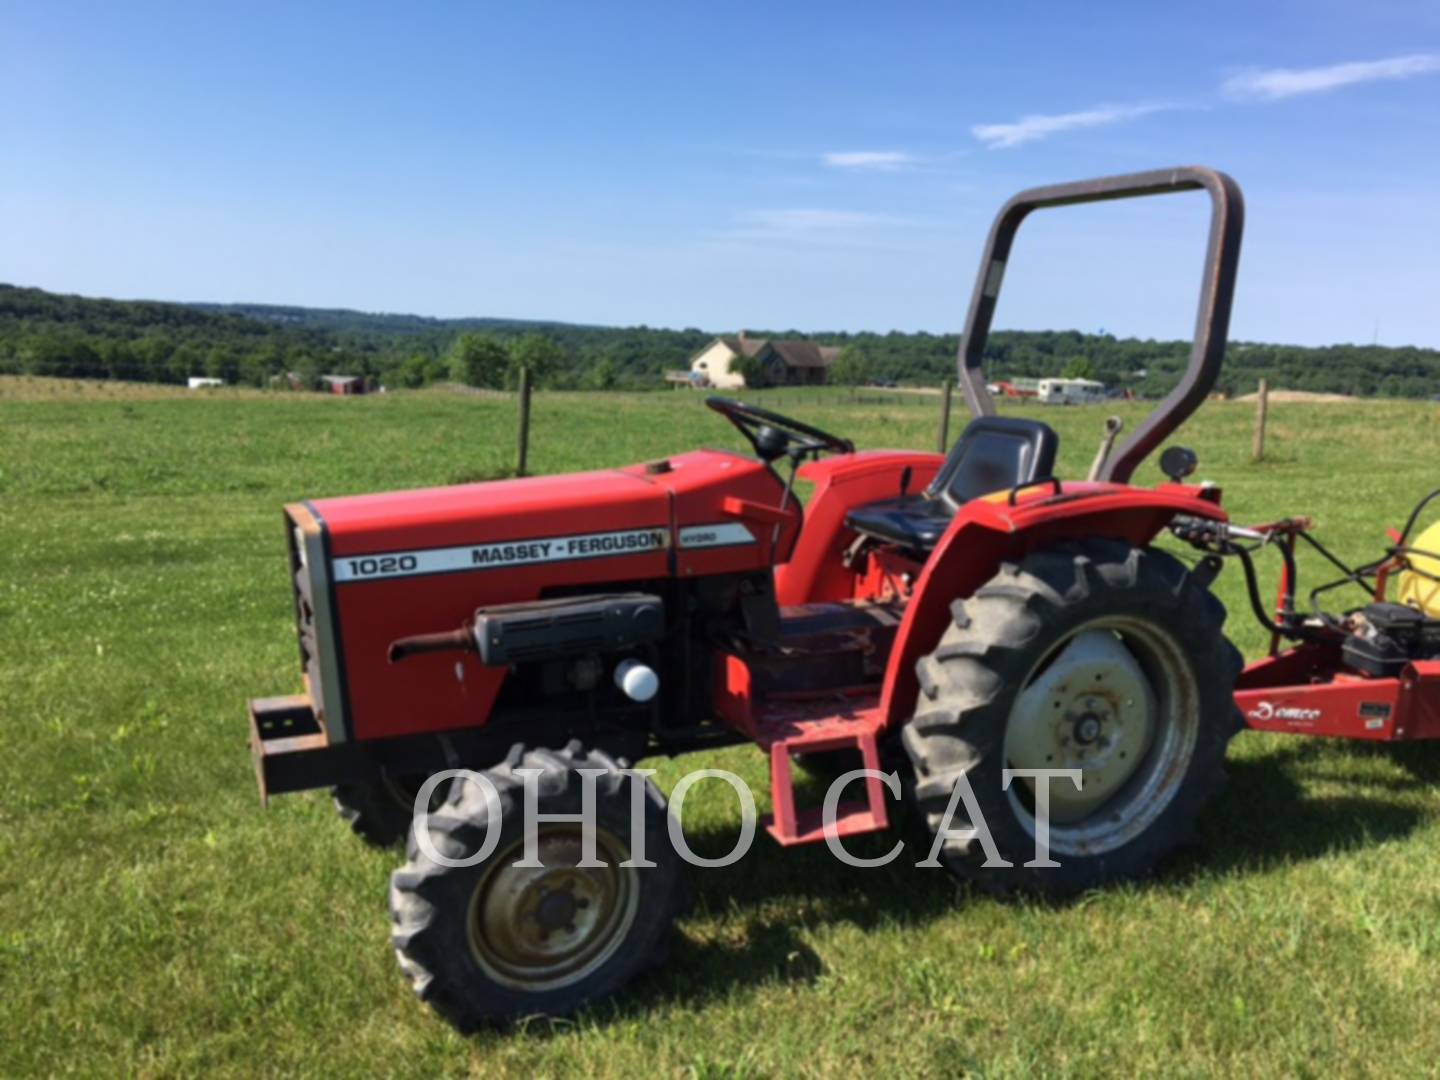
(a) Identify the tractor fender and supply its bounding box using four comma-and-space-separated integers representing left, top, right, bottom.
775, 450, 943, 606
878, 482, 1228, 728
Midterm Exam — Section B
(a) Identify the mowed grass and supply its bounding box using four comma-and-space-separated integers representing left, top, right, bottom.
3, 375, 1440, 1077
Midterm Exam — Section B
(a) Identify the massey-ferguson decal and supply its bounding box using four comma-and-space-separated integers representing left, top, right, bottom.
334, 527, 672, 582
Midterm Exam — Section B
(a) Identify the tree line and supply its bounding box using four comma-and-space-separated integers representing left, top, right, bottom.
3, 284, 1439, 397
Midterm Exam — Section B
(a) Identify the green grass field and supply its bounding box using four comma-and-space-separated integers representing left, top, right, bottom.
4, 376, 1440, 1077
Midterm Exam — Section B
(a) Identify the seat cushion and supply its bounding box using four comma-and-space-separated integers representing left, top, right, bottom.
844, 417, 1060, 552
928, 415, 1059, 508
844, 496, 952, 550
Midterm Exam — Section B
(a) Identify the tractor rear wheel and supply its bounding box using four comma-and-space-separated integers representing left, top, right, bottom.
904, 539, 1242, 896
389, 742, 686, 1030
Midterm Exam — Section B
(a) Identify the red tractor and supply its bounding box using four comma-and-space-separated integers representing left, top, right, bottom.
249, 166, 1248, 1029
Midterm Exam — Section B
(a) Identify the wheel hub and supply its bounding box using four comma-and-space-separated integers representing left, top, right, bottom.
467, 827, 638, 991
535, 886, 580, 934
1005, 629, 1159, 824
1073, 713, 1103, 744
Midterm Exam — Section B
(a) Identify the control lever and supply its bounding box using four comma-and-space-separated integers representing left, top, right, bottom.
1086, 416, 1124, 482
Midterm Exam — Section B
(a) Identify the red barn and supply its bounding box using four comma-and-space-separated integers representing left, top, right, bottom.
321, 374, 366, 396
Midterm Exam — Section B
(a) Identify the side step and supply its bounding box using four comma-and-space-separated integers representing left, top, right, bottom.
755, 697, 890, 846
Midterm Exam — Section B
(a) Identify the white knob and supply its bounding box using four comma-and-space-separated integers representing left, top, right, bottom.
614, 659, 659, 703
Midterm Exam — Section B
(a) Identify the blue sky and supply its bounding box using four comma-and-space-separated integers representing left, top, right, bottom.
3, 2, 1439, 346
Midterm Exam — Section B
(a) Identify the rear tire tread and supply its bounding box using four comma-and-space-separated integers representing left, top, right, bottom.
905, 539, 1242, 897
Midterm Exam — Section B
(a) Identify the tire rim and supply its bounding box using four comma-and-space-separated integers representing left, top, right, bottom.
1002, 616, 1200, 857
466, 825, 639, 992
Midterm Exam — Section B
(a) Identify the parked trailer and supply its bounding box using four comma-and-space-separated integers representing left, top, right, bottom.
1038, 377, 1106, 404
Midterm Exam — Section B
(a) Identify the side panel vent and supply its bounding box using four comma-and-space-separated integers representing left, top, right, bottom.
474, 593, 664, 667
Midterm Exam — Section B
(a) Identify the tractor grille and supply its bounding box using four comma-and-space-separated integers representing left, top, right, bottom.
288, 521, 329, 727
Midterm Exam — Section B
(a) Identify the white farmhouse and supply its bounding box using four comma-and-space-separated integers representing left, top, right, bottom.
688, 331, 839, 389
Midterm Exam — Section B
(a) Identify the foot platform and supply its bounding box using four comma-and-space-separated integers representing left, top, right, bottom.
753, 694, 891, 846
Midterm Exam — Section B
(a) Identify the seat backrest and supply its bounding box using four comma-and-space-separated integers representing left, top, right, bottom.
927, 416, 1059, 508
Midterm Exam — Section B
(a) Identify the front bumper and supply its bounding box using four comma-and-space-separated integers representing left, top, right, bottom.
249, 695, 365, 804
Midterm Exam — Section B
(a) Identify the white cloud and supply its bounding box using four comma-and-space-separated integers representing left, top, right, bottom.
736, 208, 907, 233
971, 104, 1169, 149
713, 207, 925, 249
1223, 54, 1440, 100
821, 150, 915, 171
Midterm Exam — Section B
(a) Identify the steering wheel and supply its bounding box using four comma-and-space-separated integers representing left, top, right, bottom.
706, 396, 855, 461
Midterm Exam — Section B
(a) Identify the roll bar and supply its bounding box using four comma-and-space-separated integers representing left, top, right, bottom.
956, 166, 1245, 484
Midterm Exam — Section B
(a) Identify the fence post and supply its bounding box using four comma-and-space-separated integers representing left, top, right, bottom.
938, 378, 954, 453
516, 366, 532, 477
1252, 377, 1268, 463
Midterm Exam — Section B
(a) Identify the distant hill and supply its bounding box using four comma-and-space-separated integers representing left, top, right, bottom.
3, 283, 1439, 397
3, 284, 278, 338
187, 301, 601, 337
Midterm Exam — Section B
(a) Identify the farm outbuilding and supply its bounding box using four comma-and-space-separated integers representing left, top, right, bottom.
321, 374, 366, 396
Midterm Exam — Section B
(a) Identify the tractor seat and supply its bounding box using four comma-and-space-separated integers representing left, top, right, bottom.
845, 416, 1059, 552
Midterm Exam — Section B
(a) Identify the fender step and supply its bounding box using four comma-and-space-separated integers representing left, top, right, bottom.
754, 696, 890, 846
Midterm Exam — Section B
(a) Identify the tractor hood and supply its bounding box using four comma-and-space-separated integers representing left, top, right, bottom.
309, 466, 668, 559
287, 449, 798, 742
301, 449, 796, 576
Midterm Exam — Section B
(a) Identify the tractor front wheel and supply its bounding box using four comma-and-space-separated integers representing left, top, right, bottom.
389, 742, 686, 1030
332, 772, 428, 847
904, 539, 1242, 896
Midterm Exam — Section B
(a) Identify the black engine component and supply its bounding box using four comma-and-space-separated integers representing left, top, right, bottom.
388, 593, 664, 666
1342, 602, 1440, 677
743, 600, 903, 694
473, 593, 664, 666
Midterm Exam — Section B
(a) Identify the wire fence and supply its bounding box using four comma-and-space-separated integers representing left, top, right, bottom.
707, 386, 944, 409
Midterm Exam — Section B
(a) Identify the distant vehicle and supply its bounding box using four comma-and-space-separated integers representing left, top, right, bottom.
187, 377, 224, 390
867, 377, 898, 388
664, 369, 707, 389
1038, 377, 1106, 405
992, 378, 1039, 398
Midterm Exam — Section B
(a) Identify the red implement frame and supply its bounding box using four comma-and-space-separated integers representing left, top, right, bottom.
1236, 519, 1440, 742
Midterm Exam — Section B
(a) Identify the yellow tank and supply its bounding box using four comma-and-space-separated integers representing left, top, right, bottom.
1398, 519, 1440, 618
